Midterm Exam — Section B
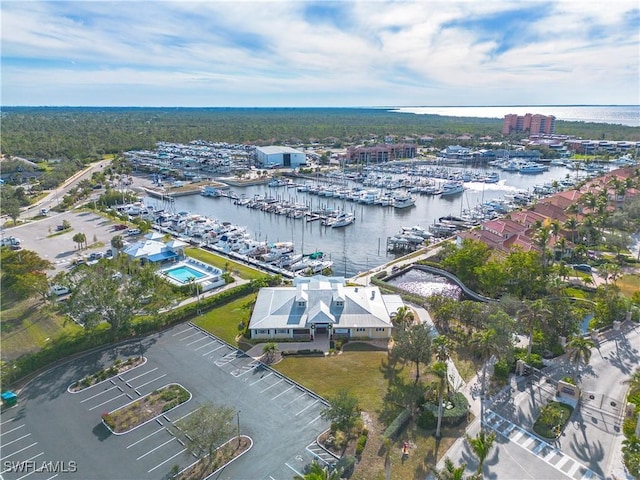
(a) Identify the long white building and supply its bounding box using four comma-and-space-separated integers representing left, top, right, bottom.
255, 146, 306, 168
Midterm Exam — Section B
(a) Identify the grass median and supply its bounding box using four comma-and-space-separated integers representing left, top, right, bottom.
185, 247, 265, 280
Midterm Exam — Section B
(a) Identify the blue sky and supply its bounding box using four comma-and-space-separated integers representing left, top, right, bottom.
1, 0, 639, 107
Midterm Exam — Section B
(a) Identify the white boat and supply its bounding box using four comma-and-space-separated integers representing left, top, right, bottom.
518, 162, 547, 174
201, 186, 221, 197
393, 194, 416, 209
331, 212, 355, 228
440, 182, 465, 196
401, 225, 432, 238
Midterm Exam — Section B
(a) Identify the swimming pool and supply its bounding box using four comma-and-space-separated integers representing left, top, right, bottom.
164, 265, 207, 284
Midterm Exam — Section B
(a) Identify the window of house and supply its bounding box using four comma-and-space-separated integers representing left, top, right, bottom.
355, 327, 366, 332
276, 329, 288, 334
257, 329, 269, 334
375, 328, 385, 332
335, 300, 344, 307
298, 301, 306, 307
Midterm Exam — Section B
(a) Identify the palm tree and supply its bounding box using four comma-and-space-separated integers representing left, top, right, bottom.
566, 336, 595, 381
564, 217, 579, 244
623, 368, 640, 396
433, 361, 448, 438
293, 461, 343, 480
391, 305, 414, 332
262, 342, 278, 364
470, 329, 499, 427
433, 335, 454, 363
430, 457, 479, 480
111, 234, 124, 253
466, 429, 496, 476
517, 299, 551, 357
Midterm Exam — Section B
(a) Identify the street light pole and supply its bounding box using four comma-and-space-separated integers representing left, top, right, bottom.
237, 410, 241, 447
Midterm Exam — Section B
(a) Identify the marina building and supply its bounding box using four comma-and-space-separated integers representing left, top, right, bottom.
248, 275, 400, 341
502, 114, 556, 135
255, 146, 307, 168
346, 143, 416, 164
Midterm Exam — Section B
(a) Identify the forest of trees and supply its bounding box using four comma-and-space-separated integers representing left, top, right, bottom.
2, 107, 639, 162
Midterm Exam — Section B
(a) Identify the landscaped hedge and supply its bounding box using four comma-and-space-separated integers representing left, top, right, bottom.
383, 408, 411, 439
281, 349, 325, 357
4, 278, 272, 387
422, 392, 469, 427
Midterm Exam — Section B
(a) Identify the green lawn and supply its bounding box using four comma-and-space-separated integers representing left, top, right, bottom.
533, 401, 573, 439
192, 293, 257, 345
1, 297, 83, 361
275, 350, 402, 413
185, 247, 264, 280
618, 274, 640, 299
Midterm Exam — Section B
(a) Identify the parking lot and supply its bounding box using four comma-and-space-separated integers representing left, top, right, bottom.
4, 210, 126, 274
0, 323, 332, 479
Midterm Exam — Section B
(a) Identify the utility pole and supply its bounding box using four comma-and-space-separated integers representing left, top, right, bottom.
237, 410, 241, 447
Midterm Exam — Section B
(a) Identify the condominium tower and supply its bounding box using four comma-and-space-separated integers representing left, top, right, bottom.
502, 113, 556, 135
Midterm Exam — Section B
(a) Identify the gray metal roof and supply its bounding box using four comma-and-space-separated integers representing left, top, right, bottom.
249, 276, 395, 330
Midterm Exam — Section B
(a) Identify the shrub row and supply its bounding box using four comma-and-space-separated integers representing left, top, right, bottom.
422, 392, 469, 427
355, 434, 368, 456
383, 408, 411, 440
281, 349, 325, 357
5, 278, 273, 387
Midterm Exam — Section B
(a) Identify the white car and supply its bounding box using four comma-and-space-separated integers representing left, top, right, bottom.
50, 285, 70, 296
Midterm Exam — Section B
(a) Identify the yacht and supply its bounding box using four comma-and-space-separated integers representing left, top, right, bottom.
518, 162, 547, 174
392, 194, 416, 209
440, 182, 465, 197
331, 211, 356, 228
401, 225, 432, 238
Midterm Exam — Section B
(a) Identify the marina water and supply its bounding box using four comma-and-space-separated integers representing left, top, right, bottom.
143, 165, 583, 277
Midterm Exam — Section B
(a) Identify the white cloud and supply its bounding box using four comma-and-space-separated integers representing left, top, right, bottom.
1, 0, 638, 106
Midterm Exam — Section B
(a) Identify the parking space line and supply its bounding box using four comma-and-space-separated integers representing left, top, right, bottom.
1, 417, 16, 426
179, 332, 203, 341
1, 442, 38, 460
250, 372, 273, 386
136, 438, 175, 460
134, 373, 167, 390
271, 385, 295, 400
284, 392, 307, 407
88, 393, 127, 411
2, 433, 32, 447
123, 367, 158, 383
172, 327, 195, 337
44, 474, 59, 480
80, 385, 118, 403
202, 344, 225, 356
172, 406, 201, 424
261, 379, 283, 393
285, 462, 304, 476
295, 400, 319, 416
306, 415, 323, 426
0, 424, 25, 436
16, 468, 38, 480
148, 448, 187, 473
193, 340, 218, 351
186, 336, 209, 347
126, 426, 165, 449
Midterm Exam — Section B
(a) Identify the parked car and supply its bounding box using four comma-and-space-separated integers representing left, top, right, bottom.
572, 264, 592, 273
126, 228, 141, 236
1, 236, 21, 247
50, 285, 70, 296
113, 224, 128, 231
88, 252, 103, 261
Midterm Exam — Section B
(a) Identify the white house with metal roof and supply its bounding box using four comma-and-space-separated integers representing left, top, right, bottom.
248, 276, 402, 341
122, 232, 188, 263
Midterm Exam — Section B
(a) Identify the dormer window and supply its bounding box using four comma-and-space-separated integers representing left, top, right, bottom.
335, 300, 344, 307
298, 300, 306, 307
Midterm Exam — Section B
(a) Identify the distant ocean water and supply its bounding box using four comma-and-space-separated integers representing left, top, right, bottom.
390, 105, 640, 127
